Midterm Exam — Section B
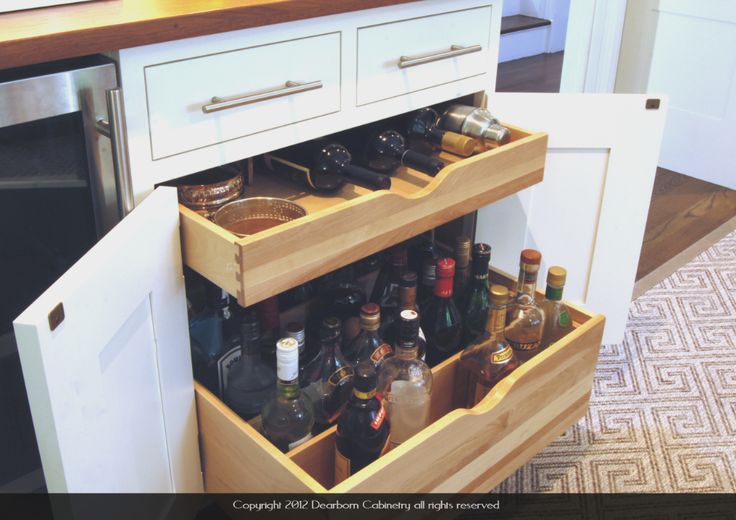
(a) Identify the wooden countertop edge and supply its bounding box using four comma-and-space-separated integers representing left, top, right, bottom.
0, 0, 416, 69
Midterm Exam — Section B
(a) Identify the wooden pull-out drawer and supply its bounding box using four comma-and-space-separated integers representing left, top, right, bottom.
144, 32, 341, 160
179, 124, 547, 308
356, 6, 493, 106
194, 270, 605, 493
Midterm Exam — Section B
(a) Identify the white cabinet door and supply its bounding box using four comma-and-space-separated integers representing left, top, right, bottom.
13, 187, 202, 493
478, 93, 668, 344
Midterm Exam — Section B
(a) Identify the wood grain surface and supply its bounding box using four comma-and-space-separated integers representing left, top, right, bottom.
0, 0, 415, 69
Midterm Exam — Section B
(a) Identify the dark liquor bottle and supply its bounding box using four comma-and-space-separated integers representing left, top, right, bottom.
417, 256, 436, 312
224, 312, 277, 420
453, 236, 472, 301
370, 244, 408, 318
317, 265, 367, 344
256, 296, 280, 368
505, 249, 546, 363
460, 243, 492, 346
420, 258, 463, 366
345, 303, 393, 369
262, 337, 315, 452
404, 108, 478, 157
334, 364, 390, 484
263, 140, 391, 192
299, 318, 355, 433
189, 283, 241, 397
341, 125, 445, 176
408, 229, 440, 279
383, 271, 427, 361
458, 284, 519, 407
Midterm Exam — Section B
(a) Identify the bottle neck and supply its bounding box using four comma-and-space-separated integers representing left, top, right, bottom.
434, 275, 454, 299
485, 304, 506, 338
516, 265, 539, 297
276, 378, 301, 398
545, 284, 564, 301
398, 285, 418, 310
396, 341, 419, 360
353, 387, 376, 401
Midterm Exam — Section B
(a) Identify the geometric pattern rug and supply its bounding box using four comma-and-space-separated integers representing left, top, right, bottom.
494, 230, 736, 493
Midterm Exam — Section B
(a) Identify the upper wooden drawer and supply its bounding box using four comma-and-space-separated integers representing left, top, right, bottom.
356, 6, 493, 106
144, 32, 341, 160
179, 124, 546, 308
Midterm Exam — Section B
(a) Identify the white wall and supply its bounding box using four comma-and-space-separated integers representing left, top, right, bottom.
499, 0, 571, 63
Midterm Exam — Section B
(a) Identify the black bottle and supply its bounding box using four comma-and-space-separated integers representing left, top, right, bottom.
264, 139, 391, 192
334, 363, 390, 484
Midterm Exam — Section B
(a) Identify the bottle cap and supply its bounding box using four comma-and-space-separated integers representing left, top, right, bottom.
435, 258, 456, 278
547, 266, 567, 288
398, 309, 420, 344
454, 236, 472, 268
353, 363, 377, 392
490, 284, 510, 306
520, 249, 542, 266
440, 131, 477, 157
276, 337, 299, 381
359, 303, 381, 331
399, 271, 418, 288
320, 317, 341, 341
471, 243, 491, 273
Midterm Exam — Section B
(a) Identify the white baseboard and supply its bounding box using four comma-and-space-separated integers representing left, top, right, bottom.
499, 26, 550, 63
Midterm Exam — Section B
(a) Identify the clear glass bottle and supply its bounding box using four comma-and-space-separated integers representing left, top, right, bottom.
377, 309, 432, 449
460, 243, 492, 346
505, 249, 546, 363
383, 271, 427, 361
299, 318, 355, 433
261, 337, 315, 453
344, 303, 393, 369
459, 285, 519, 407
224, 312, 276, 420
334, 364, 390, 484
421, 258, 463, 367
541, 266, 574, 349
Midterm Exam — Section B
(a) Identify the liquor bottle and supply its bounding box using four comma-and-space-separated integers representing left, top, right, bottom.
460, 243, 492, 346
453, 236, 472, 301
263, 140, 391, 192
341, 125, 445, 176
458, 284, 519, 407
439, 104, 511, 147
540, 266, 574, 349
344, 303, 393, 368
189, 283, 241, 397
404, 108, 478, 157
257, 296, 280, 368
286, 321, 316, 372
408, 229, 439, 280
316, 265, 367, 344
505, 249, 546, 363
334, 363, 390, 484
377, 309, 432, 449
261, 337, 315, 453
299, 318, 355, 433
421, 258, 463, 366
370, 244, 408, 318
383, 271, 427, 360
224, 312, 277, 420
417, 256, 437, 312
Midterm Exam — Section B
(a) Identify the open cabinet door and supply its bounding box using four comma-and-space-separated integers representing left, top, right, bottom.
13, 187, 202, 492
478, 93, 667, 344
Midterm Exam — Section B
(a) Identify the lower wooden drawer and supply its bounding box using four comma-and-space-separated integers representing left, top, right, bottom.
193, 272, 605, 493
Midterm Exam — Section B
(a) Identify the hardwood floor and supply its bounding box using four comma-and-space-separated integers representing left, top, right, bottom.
495, 51, 736, 283
637, 168, 736, 280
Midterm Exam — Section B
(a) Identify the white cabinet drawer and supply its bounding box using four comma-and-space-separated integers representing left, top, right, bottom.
144, 32, 341, 160
356, 6, 492, 106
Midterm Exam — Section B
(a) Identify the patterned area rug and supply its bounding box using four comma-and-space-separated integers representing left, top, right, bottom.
495, 231, 736, 493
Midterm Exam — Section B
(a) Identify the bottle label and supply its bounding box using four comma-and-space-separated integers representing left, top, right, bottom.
370, 343, 393, 365
559, 310, 571, 327
546, 285, 564, 301
334, 447, 351, 484
287, 433, 313, 451
507, 338, 542, 351
491, 345, 514, 364
371, 401, 387, 430
328, 366, 355, 387
216, 344, 241, 397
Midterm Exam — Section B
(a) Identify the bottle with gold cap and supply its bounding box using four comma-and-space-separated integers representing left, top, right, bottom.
453, 236, 472, 301
345, 303, 393, 369
505, 249, 546, 363
458, 284, 519, 407
541, 266, 574, 349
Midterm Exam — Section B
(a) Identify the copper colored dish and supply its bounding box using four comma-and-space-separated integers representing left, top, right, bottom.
176, 167, 244, 219
213, 197, 307, 237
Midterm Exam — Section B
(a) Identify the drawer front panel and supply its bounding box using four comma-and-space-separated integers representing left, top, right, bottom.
356, 6, 492, 106
145, 32, 341, 160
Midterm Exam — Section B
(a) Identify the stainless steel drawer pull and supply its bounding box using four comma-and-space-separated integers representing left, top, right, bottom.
201, 80, 323, 114
398, 44, 482, 69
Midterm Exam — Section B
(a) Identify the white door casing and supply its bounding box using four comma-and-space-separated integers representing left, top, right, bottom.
616, 0, 736, 189
479, 93, 668, 344
13, 187, 202, 492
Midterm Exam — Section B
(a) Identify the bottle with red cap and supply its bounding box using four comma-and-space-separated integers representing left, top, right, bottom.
505, 249, 546, 363
420, 258, 463, 366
